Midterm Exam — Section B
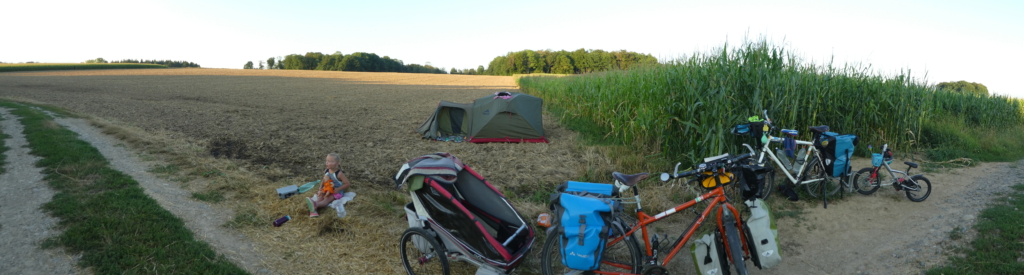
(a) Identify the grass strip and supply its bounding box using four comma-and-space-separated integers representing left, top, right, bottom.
926, 184, 1024, 274
0, 101, 247, 274
0, 110, 9, 174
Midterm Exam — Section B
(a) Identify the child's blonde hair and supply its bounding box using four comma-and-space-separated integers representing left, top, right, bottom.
327, 153, 343, 171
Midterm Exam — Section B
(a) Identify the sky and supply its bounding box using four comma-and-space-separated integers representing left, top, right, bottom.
2, 0, 1022, 97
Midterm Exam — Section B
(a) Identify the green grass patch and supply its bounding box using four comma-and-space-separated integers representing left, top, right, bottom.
0, 101, 247, 274
149, 164, 180, 174
922, 114, 1024, 162
925, 184, 1024, 274
0, 63, 167, 72
0, 111, 9, 175
192, 190, 225, 203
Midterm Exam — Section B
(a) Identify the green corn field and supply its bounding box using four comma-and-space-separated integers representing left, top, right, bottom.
518, 38, 1024, 168
0, 63, 167, 72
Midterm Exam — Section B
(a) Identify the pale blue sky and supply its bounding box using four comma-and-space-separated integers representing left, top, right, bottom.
2, 0, 1021, 97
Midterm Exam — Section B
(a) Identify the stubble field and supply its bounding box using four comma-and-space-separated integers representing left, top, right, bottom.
0, 68, 619, 274
0, 69, 598, 186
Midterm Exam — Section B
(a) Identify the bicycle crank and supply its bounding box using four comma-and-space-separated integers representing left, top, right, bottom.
641, 265, 669, 275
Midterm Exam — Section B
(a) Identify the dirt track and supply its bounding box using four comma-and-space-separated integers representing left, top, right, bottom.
0, 68, 1017, 275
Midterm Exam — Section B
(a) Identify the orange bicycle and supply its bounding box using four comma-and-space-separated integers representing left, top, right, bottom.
540, 150, 758, 275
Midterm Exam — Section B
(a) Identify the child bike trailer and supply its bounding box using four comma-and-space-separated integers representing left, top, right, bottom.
394, 153, 535, 275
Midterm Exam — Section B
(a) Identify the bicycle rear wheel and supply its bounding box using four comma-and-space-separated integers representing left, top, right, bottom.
853, 167, 881, 195
803, 157, 840, 198
904, 175, 932, 202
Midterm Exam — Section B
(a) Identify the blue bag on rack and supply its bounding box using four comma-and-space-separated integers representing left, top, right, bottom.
816, 132, 859, 177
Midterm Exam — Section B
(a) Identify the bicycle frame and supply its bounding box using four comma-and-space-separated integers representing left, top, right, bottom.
865, 159, 920, 190
601, 178, 749, 273
755, 135, 826, 186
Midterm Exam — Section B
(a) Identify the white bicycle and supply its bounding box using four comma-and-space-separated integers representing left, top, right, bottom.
735, 110, 850, 200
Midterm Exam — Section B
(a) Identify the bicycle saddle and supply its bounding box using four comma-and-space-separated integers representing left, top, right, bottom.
808, 125, 830, 134
613, 172, 649, 186
905, 162, 918, 168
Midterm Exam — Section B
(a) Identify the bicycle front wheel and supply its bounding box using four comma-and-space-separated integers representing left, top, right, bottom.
721, 210, 749, 275
803, 157, 840, 198
760, 169, 776, 201
853, 167, 881, 195
540, 227, 642, 274
904, 175, 932, 202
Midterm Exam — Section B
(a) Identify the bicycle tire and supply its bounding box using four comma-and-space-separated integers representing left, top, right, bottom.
759, 169, 776, 201
540, 225, 642, 275
904, 175, 932, 202
802, 157, 840, 198
400, 227, 450, 275
725, 178, 744, 204
852, 167, 881, 195
721, 209, 749, 275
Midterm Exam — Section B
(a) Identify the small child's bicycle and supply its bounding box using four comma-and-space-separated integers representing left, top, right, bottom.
851, 144, 933, 202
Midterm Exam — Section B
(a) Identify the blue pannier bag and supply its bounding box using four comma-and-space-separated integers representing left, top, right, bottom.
558, 193, 613, 270
817, 132, 859, 177
565, 181, 613, 196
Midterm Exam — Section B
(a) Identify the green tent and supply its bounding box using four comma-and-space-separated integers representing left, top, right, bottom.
416, 92, 548, 143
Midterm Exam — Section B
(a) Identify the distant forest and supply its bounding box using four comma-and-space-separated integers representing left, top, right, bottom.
250, 52, 447, 74
473, 49, 658, 76
248, 49, 658, 75
86, 58, 200, 68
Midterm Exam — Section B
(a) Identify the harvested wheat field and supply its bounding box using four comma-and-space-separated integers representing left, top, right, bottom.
0, 68, 623, 274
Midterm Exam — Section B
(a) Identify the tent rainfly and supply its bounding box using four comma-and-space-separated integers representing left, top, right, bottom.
416, 92, 548, 143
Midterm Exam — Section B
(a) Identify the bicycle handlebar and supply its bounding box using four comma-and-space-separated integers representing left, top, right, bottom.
660, 153, 753, 181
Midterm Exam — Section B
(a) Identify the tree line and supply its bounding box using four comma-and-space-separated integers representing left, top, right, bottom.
244, 48, 659, 76
245, 52, 446, 74
475, 49, 658, 76
936, 80, 988, 96
86, 58, 200, 68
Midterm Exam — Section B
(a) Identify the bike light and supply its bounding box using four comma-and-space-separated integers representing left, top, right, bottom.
660, 172, 671, 182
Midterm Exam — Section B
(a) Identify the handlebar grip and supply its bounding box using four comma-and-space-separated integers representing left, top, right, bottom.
676, 170, 700, 178
727, 153, 752, 164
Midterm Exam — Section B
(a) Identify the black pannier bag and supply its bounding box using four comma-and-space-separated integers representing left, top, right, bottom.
737, 164, 772, 201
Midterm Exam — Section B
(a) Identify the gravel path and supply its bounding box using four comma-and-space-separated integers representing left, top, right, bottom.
0, 107, 80, 275
758, 158, 1022, 275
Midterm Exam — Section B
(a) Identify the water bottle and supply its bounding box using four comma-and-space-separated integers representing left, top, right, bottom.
273, 215, 291, 227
